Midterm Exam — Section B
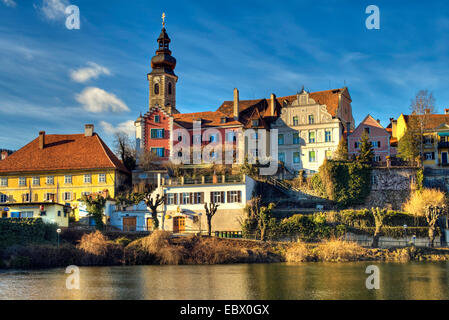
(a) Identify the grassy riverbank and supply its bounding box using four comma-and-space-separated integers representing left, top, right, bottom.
1, 230, 449, 269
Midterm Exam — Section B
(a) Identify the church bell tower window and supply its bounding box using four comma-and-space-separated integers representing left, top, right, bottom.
168, 82, 172, 95
154, 83, 159, 95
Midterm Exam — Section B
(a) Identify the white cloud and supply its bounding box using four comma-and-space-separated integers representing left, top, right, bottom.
100, 120, 135, 136
1, 0, 16, 7
76, 87, 130, 113
36, 0, 70, 20
70, 62, 111, 83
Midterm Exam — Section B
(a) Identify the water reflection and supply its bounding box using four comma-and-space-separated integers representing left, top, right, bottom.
1, 262, 449, 300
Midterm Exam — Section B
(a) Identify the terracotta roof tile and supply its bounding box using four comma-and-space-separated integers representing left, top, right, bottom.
173, 111, 242, 129
0, 133, 129, 173
404, 114, 449, 130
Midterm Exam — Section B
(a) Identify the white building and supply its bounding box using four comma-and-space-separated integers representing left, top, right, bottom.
271, 87, 354, 177
109, 174, 256, 233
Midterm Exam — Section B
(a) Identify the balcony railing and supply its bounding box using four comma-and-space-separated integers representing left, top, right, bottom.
162, 175, 245, 186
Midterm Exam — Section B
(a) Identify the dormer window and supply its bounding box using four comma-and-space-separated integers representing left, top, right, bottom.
221, 117, 227, 124
252, 119, 259, 126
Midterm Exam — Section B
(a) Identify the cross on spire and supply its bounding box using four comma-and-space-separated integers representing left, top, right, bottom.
162, 12, 166, 27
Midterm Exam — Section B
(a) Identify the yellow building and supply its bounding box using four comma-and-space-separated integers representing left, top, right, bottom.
395, 112, 449, 167
0, 125, 129, 221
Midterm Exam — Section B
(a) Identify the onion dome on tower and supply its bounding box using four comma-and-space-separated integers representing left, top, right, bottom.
150, 23, 176, 76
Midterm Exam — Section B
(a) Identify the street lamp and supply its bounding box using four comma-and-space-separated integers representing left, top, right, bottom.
56, 228, 61, 248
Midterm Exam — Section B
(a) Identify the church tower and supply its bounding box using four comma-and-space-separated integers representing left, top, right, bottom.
148, 14, 178, 115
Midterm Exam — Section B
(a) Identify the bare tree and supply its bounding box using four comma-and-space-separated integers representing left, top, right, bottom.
204, 202, 220, 236
425, 205, 446, 247
144, 193, 165, 230
114, 132, 136, 172
138, 149, 162, 171
409, 90, 436, 165
371, 207, 387, 248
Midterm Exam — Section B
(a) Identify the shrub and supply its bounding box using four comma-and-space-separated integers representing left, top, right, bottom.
77, 231, 123, 265
316, 240, 366, 262
285, 241, 314, 262
403, 188, 447, 216
0, 218, 58, 249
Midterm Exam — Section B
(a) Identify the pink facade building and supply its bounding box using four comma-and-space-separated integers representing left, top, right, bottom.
348, 115, 391, 162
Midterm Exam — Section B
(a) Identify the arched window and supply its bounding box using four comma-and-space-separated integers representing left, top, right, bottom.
168, 82, 172, 95
154, 83, 159, 95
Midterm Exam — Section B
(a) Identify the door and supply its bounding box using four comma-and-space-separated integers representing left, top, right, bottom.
146, 218, 154, 231
442, 152, 448, 165
123, 217, 137, 232
173, 216, 185, 233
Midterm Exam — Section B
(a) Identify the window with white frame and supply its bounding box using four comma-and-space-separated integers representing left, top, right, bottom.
84, 174, 92, 184
325, 130, 332, 142
81, 191, 91, 196
308, 115, 314, 124
99, 173, 106, 183
226, 132, 235, 142
212, 192, 223, 203
0, 177, 7, 187
182, 192, 190, 204
278, 152, 285, 163
64, 175, 72, 184
32, 176, 40, 186
293, 116, 299, 126
228, 191, 241, 203
63, 192, 72, 201
371, 175, 378, 185
19, 177, 26, 186
46, 176, 54, 185
0, 194, 7, 203
193, 192, 203, 204
309, 151, 317, 162
21, 211, 34, 218
373, 155, 381, 162
309, 131, 316, 143
293, 152, 300, 164
22, 193, 31, 202
167, 193, 175, 205
44, 193, 55, 201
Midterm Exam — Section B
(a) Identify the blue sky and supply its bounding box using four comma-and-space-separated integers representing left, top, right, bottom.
1, 0, 449, 150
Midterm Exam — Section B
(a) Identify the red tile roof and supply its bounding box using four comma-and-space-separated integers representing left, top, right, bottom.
0, 133, 129, 173
173, 111, 243, 129
217, 88, 345, 119
403, 114, 449, 130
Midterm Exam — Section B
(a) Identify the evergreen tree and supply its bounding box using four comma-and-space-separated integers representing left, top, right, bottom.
358, 131, 374, 163
333, 136, 349, 161
397, 128, 420, 163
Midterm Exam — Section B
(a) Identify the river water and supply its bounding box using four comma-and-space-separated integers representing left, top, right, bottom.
1, 262, 449, 300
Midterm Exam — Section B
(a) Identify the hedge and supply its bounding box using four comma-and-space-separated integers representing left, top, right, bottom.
0, 218, 58, 249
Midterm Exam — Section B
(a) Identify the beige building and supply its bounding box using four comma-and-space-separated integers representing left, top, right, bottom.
271, 87, 354, 176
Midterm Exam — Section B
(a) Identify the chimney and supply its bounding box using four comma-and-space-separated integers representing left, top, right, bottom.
0, 151, 8, 160
391, 119, 397, 138
270, 93, 276, 116
39, 131, 45, 150
445, 108, 449, 115
85, 124, 94, 137
233, 88, 239, 120
377, 119, 381, 124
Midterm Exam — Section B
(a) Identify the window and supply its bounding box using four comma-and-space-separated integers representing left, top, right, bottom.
364, 127, 370, 134
154, 83, 159, 95
211, 191, 224, 204
193, 135, 202, 144
371, 141, 381, 148
150, 128, 165, 139
308, 115, 314, 124
278, 134, 284, 145
58, 211, 61, 217
373, 155, 381, 162
293, 152, 300, 164
99, 173, 106, 183
293, 116, 299, 126
154, 115, 160, 123
44, 193, 55, 201
278, 152, 285, 163
309, 131, 316, 143
228, 191, 241, 203
46, 176, 54, 185
221, 117, 227, 124
178, 134, 183, 142
177, 151, 183, 157
325, 130, 332, 142
19, 177, 26, 186
193, 192, 204, 204
209, 134, 219, 143
167, 194, 175, 205
63, 192, 72, 201
0, 177, 7, 187
65, 175, 72, 184
151, 148, 165, 157
182, 192, 190, 204
226, 132, 235, 142
424, 136, 434, 145
252, 132, 259, 140
252, 119, 259, 126
84, 174, 92, 184
325, 150, 333, 160
32, 176, 40, 186
293, 133, 300, 144
22, 193, 31, 202
0, 194, 7, 203
168, 82, 173, 95
425, 152, 435, 160
309, 151, 316, 162
371, 175, 378, 185
81, 192, 91, 197
21, 211, 33, 218
354, 141, 360, 149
